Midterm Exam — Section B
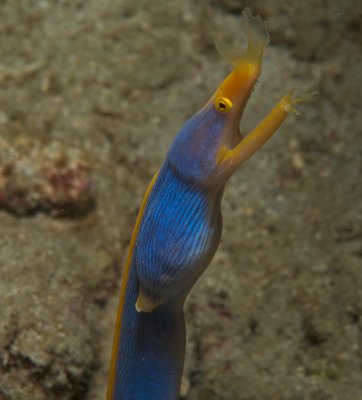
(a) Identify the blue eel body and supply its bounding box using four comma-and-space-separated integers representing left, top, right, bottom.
112, 108, 225, 399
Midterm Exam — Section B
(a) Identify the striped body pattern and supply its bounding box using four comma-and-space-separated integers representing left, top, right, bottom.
113, 161, 223, 399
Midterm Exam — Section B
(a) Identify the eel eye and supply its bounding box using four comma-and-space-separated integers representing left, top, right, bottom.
214, 96, 233, 113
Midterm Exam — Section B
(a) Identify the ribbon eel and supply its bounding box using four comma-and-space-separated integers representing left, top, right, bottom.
107, 9, 305, 400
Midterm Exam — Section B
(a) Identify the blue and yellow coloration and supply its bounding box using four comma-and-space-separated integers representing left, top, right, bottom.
107, 9, 304, 400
